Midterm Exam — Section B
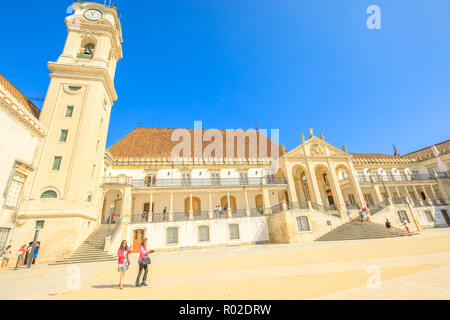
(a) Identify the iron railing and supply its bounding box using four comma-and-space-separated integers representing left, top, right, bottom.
193, 211, 210, 221
392, 197, 407, 205
288, 202, 309, 211
310, 202, 341, 217
369, 199, 391, 215
132, 177, 288, 189
357, 173, 438, 183
103, 176, 132, 186
271, 204, 282, 214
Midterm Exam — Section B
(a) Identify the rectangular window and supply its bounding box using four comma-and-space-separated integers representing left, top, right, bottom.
425, 211, 434, 223
397, 210, 410, 223
65, 106, 74, 117
52, 157, 62, 171
296, 216, 311, 232
229, 224, 240, 240
4, 173, 26, 208
198, 226, 210, 242
0, 228, 10, 251
59, 130, 68, 142
166, 227, 179, 244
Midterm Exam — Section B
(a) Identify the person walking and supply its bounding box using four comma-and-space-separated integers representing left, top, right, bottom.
402, 218, 412, 236
135, 238, 154, 287
117, 240, 131, 290
1, 245, 12, 269
385, 219, 396, 237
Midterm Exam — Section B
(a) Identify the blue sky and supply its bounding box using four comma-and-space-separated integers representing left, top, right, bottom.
1, 0, 449, 154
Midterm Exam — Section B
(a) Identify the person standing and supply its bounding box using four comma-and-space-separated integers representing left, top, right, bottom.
402, 218, 412, 236
24, 242, 33, 265
117, 240, 132, 290
135, 238, 154, 287
218, 204, 223, 217
361, 210, 368, 223
32, 242, 40, 265
163, 207, 168, 221
17, 245, 26, 267
1, 245, 12, 269
346, 209, 352, 221
385, 219, 396, 237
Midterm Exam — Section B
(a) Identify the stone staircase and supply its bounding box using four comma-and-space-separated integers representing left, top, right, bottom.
316, 219, 409, 241
50, 225, 117, 265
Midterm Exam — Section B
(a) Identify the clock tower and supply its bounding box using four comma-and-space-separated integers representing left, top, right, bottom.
17, 2, 123, 260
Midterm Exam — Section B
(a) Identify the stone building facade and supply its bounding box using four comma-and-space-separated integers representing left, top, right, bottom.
0, 2, 449, 263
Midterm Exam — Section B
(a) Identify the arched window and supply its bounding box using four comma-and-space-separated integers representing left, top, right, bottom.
78, 42, 95, 59
41, 190, 57, 199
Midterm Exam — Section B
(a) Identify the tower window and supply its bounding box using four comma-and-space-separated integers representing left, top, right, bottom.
52, 157, 62, 171
78, 43, 95, 59
65, 106, 74, 117
68, 86, 81, 91
41, 190, 58, 199
59, 130, 68, 142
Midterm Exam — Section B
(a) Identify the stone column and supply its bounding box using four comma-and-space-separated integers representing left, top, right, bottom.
285, 162, 298, 203
244, 188, 251, 216
373, 185, 383, 203
347, 160, 366, 207
121, 186, 132, 224
189, 192, 194, 220
148, 193, 153, 222
327, 164, 347, 210
227, 191, 232, 217
420, 185, 431, 205
262, 188, 272, 215
306, 163, 323, 205
412, 186, 423, 206
208, 192, 213, 218
169, 192, 174, 221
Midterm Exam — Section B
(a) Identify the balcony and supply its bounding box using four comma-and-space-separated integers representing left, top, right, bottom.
130, 208, 265, 223
357, 173, 440, 183
131, 177, 288, 189
102, 176, 132, 186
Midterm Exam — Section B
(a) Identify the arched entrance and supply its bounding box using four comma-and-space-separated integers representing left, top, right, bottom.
102, 189, 123, 224
336, 165, 360, 208
255, 194, 263, 214
221, 196, 237, 213
315, 165, 336, 208
184, 196, 201, 216
293, 166, 312, 203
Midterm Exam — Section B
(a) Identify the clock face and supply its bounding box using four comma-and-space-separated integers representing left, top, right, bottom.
83, 9, 103, 21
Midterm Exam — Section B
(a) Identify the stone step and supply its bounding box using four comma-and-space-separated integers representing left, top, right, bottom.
316, 220, 409, 241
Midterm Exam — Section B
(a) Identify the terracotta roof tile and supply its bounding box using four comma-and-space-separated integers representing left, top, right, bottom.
403, 139, 450, 159
0, 73, 40, 119
351, 153, 401, 160
108, 127, 282, 159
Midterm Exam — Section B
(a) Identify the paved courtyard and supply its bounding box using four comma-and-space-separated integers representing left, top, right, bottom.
1, 228, 449, 300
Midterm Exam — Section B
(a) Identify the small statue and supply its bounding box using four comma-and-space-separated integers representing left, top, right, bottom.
320, 133, 324, 140
342, 144, 347, 152
309, 128, 314, 138
301, 133, 305, 143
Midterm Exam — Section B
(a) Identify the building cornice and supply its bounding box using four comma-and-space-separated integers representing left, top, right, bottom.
0, 86, 45, 137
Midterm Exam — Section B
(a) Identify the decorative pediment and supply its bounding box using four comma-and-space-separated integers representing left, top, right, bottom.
283, 136, 350, 159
